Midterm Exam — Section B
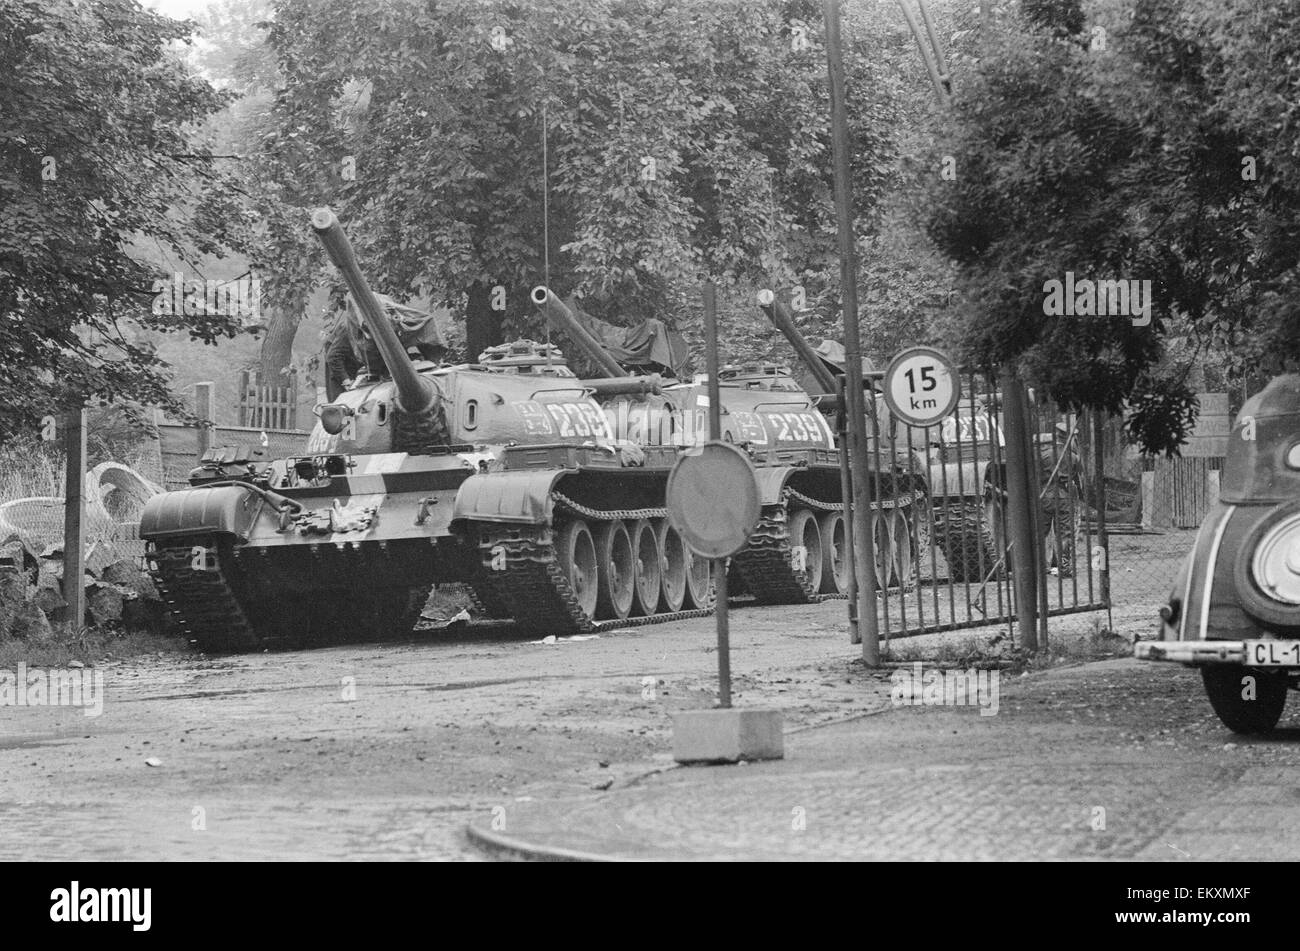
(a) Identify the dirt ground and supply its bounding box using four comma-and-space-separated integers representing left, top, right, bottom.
0, 527, 1189, 861
4, 600, 960, 860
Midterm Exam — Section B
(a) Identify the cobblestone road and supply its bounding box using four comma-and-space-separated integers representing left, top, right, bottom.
470, 659, 1300, 860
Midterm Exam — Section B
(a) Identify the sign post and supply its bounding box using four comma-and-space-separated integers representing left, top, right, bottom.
704, 285, 729, 706
665, 285, 782, 764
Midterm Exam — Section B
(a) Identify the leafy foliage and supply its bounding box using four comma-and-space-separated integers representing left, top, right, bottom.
0, 0, 248, 441
924, 0, 1300, 454
253, 0, 912, 347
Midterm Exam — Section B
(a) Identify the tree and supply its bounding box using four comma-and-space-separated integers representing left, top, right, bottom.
250, 0, 910, 363
0, 0, 247, 441
190, 0, 307, 381
921, 0, 1300, 454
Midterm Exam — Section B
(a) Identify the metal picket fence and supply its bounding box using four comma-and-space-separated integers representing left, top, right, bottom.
865, 369, 1111, 644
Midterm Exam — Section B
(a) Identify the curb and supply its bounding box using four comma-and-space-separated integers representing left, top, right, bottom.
464, 821, 637, 863
464, 708, 899, 861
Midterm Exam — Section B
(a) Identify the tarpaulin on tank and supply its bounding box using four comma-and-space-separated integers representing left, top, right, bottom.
564, 298, 690, 378
810, 339, 876, 381
789, 338, 879, 400
325, 294, 447, 399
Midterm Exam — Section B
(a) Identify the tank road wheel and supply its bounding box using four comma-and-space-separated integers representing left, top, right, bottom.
556, 520, 599, 620
629, 519, 662, 617
655, 520, 688, 613
871, 511, 892, 590
787, 508, 823, 595
889, 506, 916, 590
593, 520, 635, 621
1202, 665, 1288, 734
818, 511, 848, 595
684, 549, 714, 609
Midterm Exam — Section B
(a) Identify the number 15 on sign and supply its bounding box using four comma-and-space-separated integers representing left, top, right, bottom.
883, 346, 960, 428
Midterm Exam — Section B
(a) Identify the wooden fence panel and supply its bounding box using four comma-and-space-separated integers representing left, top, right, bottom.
238, 369, 298, 430
1146, 456, 1221, 529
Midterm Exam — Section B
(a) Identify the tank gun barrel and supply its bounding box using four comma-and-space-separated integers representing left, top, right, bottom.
584, 375, 663, 397
531, 286, 629, 379
756, 289, 839, 395
311, 207, 436, 413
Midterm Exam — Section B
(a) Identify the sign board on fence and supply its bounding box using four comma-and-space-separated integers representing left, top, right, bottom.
883, 346, 961, 428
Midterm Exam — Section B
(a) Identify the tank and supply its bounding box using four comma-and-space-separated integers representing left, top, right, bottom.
1137, 374, 1300, 734
532, 286, 929, 599
754, 294, 1092, 587
138, 210, 701, 650
747, 292, 934, 590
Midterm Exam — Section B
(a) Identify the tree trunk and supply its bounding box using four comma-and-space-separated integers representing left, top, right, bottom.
465, 282, 503, 363
259, 304, 300, 378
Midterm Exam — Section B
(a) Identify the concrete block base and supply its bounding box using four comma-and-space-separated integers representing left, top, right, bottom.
671, 708, 784, 764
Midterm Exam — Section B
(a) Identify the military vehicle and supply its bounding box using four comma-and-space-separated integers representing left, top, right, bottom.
535, 287, 929, 597
140, 209, 689, 649
754, 293, 930, 591
755, 297, 1091, 588
1137, 375, 1300, 733
897, 388, 1084, 584
141, 208, 876, 652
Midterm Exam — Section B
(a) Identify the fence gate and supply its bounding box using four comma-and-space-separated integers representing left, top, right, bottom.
868, 367, 1111, 644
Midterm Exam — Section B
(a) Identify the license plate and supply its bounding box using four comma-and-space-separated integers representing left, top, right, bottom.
1244, 640, 1300, 666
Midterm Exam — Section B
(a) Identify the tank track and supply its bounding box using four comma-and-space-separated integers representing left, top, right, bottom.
149, 541, 263, 652
467, 523, 713, 634
731, 503, 820, 604
463, 483, 853, 631
151, 540, 434, 651
463, 572, 513, 619
732, 488, 925, 605
934, 499, 1002, 584
471, 526, 594, 633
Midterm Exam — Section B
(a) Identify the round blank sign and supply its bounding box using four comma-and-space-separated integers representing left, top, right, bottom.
666, 441, 761, 558
883, 346, 961, 428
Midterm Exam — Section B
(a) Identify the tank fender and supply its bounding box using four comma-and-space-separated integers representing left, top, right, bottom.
450, 469, 570, 527
754, 466, 800, 507
139, 485, 265, 542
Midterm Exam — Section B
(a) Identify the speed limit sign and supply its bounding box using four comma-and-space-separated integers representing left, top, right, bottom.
883, 346, 960, 427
